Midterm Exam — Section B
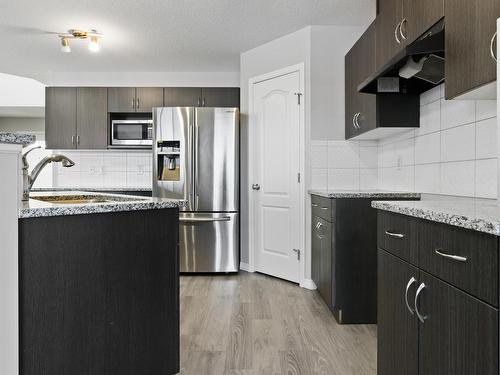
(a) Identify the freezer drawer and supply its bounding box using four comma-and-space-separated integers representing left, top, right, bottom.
179, 212, 239, 273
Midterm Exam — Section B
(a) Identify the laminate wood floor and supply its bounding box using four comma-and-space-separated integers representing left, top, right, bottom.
179, 271, 377, 375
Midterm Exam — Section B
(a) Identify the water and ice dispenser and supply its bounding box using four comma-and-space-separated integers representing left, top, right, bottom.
156, 140, 181, 181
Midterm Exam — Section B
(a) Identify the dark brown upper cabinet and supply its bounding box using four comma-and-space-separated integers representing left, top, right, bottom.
445, 0, 500, 99
345, 22, 419, 140
108, 87, 163, 113
402, 0, 444, 45
46, 87, 108, 150
345, 22, 377, 139
201, 88, 240, 107
45, 87, 77, 149
375, 0, 404, 69
376, 0, 444, 69
164, 87, 202, 107
76, 88, 108, 149
164, 87, 240, 107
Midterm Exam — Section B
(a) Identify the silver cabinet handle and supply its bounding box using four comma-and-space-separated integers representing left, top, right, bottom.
399, 18, 408, 41
385, 230, 404, 239
434, 249, 467, 262
352, 113, 357, 129
490, 31, 497, 63
316, 222, 323, 229
76, 135, 80, 145
320, 206, 329, 210
252, 184, 260, 190
132, 98, 135, 109
414, 282, 427, 323
394, 21, 402, 44
197, 98, 201, 107
355, 112, 361, 129
180, 216, 231, 223
71, 135, 75, 146
202, 98, 206, 107
312, 203, 318, 207
137, 97, 140, 109
405, 277, 417, 315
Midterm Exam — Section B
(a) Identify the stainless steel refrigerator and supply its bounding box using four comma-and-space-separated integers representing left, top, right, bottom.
152, 107, 239, 273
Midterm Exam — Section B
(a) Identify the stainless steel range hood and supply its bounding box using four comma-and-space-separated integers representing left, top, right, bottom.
359, 18, 445, 94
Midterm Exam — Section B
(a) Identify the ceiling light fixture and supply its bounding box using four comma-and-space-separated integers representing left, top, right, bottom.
60, 37, 71, 53
58, 29, 103, 53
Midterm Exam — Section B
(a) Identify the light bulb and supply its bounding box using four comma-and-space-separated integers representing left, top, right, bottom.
60, 37, 71, 53
88, 36, 100, 52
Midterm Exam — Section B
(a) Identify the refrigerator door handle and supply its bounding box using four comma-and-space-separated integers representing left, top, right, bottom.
193, 115, 200, 211
180, 216, 231, 223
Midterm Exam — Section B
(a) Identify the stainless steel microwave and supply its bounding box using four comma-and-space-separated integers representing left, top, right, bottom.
110, 119, 153, 148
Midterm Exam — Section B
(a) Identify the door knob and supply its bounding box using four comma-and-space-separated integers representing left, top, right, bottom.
252, 184, 260, 190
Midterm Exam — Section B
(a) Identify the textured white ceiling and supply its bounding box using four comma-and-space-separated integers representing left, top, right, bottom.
0, 0, 375, 82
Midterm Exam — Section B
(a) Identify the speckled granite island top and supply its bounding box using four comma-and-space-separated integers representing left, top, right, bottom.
309, 189, 421, 199
0, 132, 36, 146
20, 191, 186, 219
372, 194, 500, 236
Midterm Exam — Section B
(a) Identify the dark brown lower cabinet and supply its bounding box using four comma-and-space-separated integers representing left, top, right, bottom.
19, 209, 180, 375
377, 211, 499, 375
378, 250, 418, 375
418, 271, 498, 375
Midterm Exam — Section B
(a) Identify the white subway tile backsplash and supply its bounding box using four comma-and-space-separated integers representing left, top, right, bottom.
415, 164, 440, 194
359, 146, 378, 169
103, 155, 127, 172
476, 100, 497, 121
327, 169, 359, 190
475, 159, 497, 199
440, 161, 475, 197
310, 144, 328, 168
417, 99, 440, 136
476, 118, 497, 160
327, 141, 359, 168
441, 98, 475, 130
311, 168, 328, 190
360, 168, 378, 189
415, 132, 440, 165
103, 172, 127, 188
440, 123, 475, 162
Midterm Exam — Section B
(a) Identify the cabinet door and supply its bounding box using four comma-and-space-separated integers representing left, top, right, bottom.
402, 0, 444, 44
108, 87, 136, 112
445, 0, 500, 99
345, 23, 376, 139
319, 218, 332, 308
311, 215, 322, 290
163, 87, 202, 107
135, 87, 163, 113
201, 88, 240, 107
76, 88, 108, 149
45, 87, 77, 149
375, 0, 404, 70
418, 271, 498, 375
378, 250, 418, 375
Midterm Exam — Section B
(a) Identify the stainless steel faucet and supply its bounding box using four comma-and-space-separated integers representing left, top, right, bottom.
22, 145, 75, 201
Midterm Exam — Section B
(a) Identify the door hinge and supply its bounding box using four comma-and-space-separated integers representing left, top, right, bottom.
292, 248, 301, 261
294, 92, 302, 105
297, 172, 301, 183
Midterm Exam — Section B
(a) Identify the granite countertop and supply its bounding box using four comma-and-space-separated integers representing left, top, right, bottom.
309, 189, 421, 199
31, 187, 153, 192
372, 194, 500, 236
0, 132, 36, 146
20, 191, 186, 219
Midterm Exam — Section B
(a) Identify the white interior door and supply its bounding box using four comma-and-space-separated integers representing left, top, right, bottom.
251, 70, 301, 283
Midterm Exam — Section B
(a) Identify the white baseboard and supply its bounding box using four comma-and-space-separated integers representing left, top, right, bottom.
239, 262, 254, 272
300, 278, 317, 290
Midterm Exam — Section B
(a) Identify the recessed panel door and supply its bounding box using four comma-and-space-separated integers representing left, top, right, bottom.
252, 70, 301, 283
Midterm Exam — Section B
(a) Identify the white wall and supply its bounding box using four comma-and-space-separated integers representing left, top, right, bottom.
40, 71, 240, 87
240, 27, 312, 265
0, 73, 44, 107
310, 25, 364, 140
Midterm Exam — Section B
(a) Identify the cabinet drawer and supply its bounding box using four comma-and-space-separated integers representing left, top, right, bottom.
377, 211, 418, 264
418, 220, 498, 306
311, 195, 333, 222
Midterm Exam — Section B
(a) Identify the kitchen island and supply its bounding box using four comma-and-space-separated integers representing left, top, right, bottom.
19, 192, 185, 375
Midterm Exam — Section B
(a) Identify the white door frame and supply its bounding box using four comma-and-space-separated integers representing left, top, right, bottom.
247, 63, 308, 288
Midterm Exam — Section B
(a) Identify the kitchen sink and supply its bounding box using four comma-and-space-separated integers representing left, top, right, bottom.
30, 194, 145, 205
